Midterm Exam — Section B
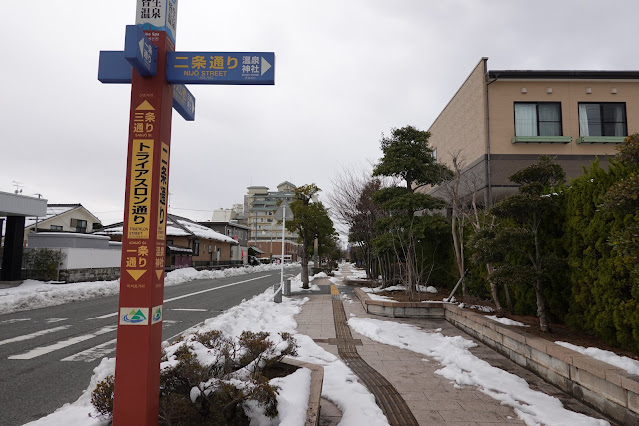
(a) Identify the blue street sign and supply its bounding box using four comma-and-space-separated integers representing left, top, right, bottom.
124, 25, 157, 77
98, 51, 196, 121
166, 52, 274, 85
172, 84, 196, 121
98, 51, 132, 84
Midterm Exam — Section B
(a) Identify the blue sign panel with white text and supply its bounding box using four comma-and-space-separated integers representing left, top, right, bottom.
124, 25, 157, 77
166, 52, 274, 85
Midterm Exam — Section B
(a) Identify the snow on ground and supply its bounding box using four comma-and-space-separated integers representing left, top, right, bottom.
22, 264, 388, 426
348, 317, 609, 426
556, 341, 639, 375
366, 293, 397, 302
9, 262, 624, 426
486, 315, 528, 327
361, 284, 438, 294
0, 263, 291, 315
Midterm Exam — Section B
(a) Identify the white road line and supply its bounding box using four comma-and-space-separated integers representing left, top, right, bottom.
170, 308, 208, 312
61, 338, 117, 362
9, 275, 272, 361
0, 318, 30, 325
45, 318, 68, 324
163, 275, 271, 303
0, 326, 71, 346
87, 312, 118, 320
62, 320, 182, 362
87, 275, 272, 320
8, 325, 117, 360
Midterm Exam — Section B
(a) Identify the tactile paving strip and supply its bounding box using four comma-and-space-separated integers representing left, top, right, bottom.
330, 285, 419, 426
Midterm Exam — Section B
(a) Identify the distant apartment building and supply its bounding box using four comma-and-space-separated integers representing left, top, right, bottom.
244, 182, 299, 260
426, 57, 639, 205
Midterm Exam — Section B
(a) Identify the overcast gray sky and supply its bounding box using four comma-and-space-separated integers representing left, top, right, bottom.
2, 0, 638, 227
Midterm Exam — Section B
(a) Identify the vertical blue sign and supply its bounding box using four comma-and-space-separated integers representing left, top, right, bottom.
124, 25, 157, 77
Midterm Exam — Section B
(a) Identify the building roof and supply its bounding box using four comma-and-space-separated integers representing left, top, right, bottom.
24, 204, 101, 228
200, 221, 251, 230
97, 213, 238, 244
487, 70, 639, 80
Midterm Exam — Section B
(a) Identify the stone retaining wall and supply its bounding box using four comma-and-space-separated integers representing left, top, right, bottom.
353, 288, 639, 425
58, 267, 121, 283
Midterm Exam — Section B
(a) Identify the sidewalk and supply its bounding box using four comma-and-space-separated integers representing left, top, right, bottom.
293, 264, 614, 426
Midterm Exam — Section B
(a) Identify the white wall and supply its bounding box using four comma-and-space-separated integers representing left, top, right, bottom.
60, 247, 122, 269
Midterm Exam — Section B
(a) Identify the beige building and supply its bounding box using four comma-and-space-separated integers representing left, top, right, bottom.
244, 182, 299, 261
427, 57, 638, 205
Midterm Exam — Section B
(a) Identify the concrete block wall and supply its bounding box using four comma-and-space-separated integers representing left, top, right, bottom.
355, 288, 639, 424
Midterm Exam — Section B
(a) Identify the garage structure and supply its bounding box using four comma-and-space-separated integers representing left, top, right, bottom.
0, 191, 47, 282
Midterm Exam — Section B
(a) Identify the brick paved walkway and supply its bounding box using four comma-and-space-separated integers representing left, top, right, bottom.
293, 265, 613, 425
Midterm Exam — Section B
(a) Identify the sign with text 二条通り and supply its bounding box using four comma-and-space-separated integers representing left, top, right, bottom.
166, 52, 274, 85
136, 0, 178, 44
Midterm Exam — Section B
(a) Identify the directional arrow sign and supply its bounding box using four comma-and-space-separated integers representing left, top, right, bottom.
98, 51, 195, 121
124, 25, 157, 77
172, 84, 195, 121
166, 52, 275, 85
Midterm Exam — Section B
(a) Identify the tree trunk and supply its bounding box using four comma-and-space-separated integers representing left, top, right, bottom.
534, 282, 551, 332
503, 283, 514, 314
301, 244, 310, 289
486, 263, 502, 314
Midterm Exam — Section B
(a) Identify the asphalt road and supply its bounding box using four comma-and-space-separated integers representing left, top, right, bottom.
0, 266, 300, 426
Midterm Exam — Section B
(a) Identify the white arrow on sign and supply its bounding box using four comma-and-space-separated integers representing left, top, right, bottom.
261, 57, 272, 76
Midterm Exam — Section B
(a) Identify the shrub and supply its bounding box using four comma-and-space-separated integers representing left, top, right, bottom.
91, 330, 298, 425
23, 248, 65, 281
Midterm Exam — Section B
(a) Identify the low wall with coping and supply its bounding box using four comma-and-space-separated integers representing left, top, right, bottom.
353, 288, 639, 425
281, 357, 324, 426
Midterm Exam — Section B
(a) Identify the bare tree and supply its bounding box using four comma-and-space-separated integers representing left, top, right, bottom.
327, 166, 389, 280
440, 150, 511, 313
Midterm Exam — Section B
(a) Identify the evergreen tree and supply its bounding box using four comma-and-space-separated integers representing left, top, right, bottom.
477, 156, 565, 332
285, 184, 336, 289
371, 126, 452, 292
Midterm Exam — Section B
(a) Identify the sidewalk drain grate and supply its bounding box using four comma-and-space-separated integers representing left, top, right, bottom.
330, 285, 419, 426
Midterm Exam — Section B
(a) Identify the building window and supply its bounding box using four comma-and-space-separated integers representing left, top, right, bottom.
70, 218, 88, 232
193, 241, 200, 256
578, 103, 627, 137
50, 225, 63, 231
514, 102, 562, 136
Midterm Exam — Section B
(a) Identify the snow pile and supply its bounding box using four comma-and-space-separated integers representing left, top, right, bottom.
289, 273, 321, 292
486, 315, 528, 327
556, 341, 639, 375
361, 284, 437, 294
348, 317, 609, 426
25, 285, 388, 426
0, 279, 120, 315
0, 263, 294, 315
458, 303, 495, 313
366, 294, 397, 302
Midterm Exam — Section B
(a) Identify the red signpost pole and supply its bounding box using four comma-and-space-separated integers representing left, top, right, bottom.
112, 30, 173, 426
